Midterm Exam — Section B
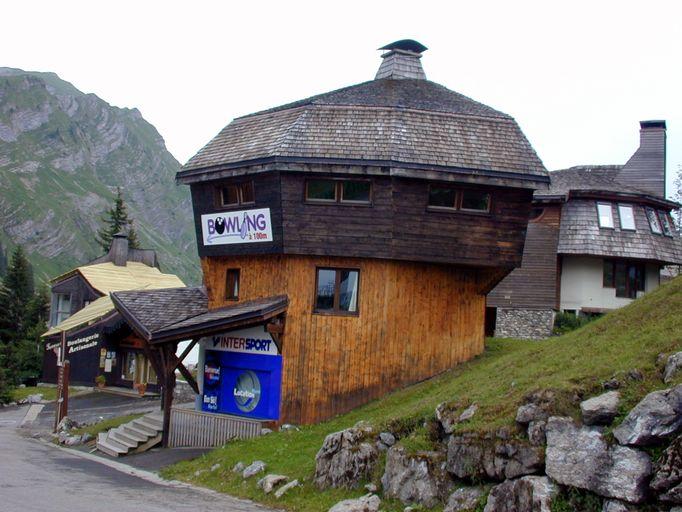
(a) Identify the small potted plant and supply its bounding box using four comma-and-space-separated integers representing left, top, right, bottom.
136, 382, 147, 396
95, 375, 106, 389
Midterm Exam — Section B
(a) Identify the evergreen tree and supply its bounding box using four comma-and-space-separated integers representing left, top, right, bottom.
96, 187, 141, 251
0, 240, 7, 278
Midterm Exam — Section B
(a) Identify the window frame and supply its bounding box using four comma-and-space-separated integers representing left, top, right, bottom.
646, 207, 663, 235
304, 179, 372, 206
596, 202, 615, 229
658, 211, 674, 237
216, 181, 256, 209
225, 268, 240, 301
427, 184, 492, 215
52, 292, 72, 325
313, 267, 361, 317
617, 203, 636, 231
603, 259, 645, 299
459, 189, 492, 213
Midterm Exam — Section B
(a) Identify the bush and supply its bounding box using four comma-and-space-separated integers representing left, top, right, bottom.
553, 312, 598, 335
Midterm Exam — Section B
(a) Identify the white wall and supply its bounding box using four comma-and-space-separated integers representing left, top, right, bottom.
560, 255, 660, 312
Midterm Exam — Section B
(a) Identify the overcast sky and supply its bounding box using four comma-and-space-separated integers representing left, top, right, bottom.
3, 1, 681, 197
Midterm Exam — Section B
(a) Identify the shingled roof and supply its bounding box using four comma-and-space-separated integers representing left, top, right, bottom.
111, 287, 288, 343
179, 44, 547, 185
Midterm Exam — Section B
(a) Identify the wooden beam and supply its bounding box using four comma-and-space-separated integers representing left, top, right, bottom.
176, 339, 198, 364
175, 362, 199, 395
160, 343, 177, 448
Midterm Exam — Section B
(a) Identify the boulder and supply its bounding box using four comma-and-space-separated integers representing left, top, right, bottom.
444, 487, 486, 512
602, 500, 638, 512
328, 494, 381, 512
242, 460, 266, 479
483, 476, 557, 512
258, 474, 288, 494
651, 435, 681, 504
580, 391, 621, 426
446, 431, 544, 481
379, 432, 396, 447
545, 417, 652, 503
274, 479, 299, 499
613, 385, 682, 446
232, 461, 245, 473
516, 403, 547, 425
664, 352, 682, 384
527, 421, 546, 446
381, 446, 453, 507
314, 427, 378, 489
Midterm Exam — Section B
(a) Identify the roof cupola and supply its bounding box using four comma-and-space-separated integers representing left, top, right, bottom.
375, 39, 427, 80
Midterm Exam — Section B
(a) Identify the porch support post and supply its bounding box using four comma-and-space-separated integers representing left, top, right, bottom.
160, 342, 177, 448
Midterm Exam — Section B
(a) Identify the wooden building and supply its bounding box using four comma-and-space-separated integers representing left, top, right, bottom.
42, 233, 185, 391
115, 40, 549, 427
488, 121, 682, 338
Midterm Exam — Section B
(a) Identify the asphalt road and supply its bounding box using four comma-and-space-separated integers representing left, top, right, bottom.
0, 406, 276, 512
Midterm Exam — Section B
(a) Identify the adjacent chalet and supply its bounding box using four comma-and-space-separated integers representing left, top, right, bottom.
42, 233, 185, 391
113, 40, 548, 433
488, 121, 682, 338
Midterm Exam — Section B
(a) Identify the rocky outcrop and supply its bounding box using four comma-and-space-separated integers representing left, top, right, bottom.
381, 446, 453, 507
328, 494, 380, 512
444, 487, 486, 512
483, 476, 557, 512
580, 391, 620, 426
314, 427, 378, 489
613, 385, 682, 446
446, 431, 544, 481
545, 417, 652, 503
664, 353, 682, 384
650, 435, 682, 504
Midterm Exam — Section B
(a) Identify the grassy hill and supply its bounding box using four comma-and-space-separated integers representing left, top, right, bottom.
0, 68, 199, 284
162, 275, 682, 511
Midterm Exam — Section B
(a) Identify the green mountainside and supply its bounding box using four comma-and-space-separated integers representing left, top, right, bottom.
0, 67, 199, 284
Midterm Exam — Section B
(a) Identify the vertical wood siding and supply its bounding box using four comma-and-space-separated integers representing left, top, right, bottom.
202, 254, 490, 424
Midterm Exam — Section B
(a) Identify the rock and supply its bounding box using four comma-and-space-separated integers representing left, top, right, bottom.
274, 479, 299, 498
64, 435, 82, 446
57, 432, 70, 444
580, 391, 621, 426
210, 463, 220, 472
328, 494, 381, 512
257, 474, 288, 494
242, 460, 266, 479
381, 446, 453, 507
26, 393, 44, 404
57, 417, 77, 432
444, 486, 486, 512
603, 378, 621, 390
436, 402, 458, 434
280, 423, 300, 432
627, 369, 644, 381
613, 385, 682, 446
516, 403, 547, 425
261, 428, 273, 435
664, 352, 682, 384
527, 421, 546, 446
459, 404, 478, 423
80, 433, 93, 443
376, 441, 389, 452
483, 476, 556, 512
545, 417, 652, 503
446, 431, 544, 481
194, 469, 205, 477
365, 483, 377, 493
314, 427, 378, 489
232, 461, 245, 473
602, 499, 638, 512
651, 435, 681, 504
379, 432, 396, 446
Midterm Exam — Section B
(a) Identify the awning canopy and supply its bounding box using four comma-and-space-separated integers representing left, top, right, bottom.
110, 287, 288, 344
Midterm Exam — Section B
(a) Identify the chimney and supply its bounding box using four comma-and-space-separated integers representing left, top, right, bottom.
375, 39, 428, 80
109, 231, 129, 267
618, 120, 667, 198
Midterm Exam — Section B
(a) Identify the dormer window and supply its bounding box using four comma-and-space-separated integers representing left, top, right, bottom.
219, 181, 255, 208
51, 293, 72, 326
597, 202, 614, 228
659, 211, 673, 237
617, 204, 636, 231
645, 207, 662, 234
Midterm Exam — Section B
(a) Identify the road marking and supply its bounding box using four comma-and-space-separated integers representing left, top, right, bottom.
20, 404, 45, 427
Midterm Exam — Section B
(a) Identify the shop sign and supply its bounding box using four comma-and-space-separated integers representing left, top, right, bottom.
46, 333, 100, 354
201, 326, 279, 356
201, 208, 273, 246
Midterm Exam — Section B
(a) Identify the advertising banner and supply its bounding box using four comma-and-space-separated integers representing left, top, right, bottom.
200, 208, 273, 246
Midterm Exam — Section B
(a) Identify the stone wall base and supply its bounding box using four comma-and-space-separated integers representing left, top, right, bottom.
495, 308, 555, 339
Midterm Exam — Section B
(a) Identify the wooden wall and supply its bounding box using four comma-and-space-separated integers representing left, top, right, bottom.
202, 254, 490, 424
487, 204, 562, 309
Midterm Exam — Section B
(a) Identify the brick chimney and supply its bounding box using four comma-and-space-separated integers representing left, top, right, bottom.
375, 39, 428, 80
618, 120, 667, 198
109, 231, 129, 267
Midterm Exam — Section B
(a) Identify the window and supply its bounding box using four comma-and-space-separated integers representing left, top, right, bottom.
219, 181, 255, 207
597, 202, 614, 228
603, 260, 645, 299
52, 293, 71, 325
646, 207, 662, 234
305, 179, 371, 204
314, 268, 359, 315
618, 204, 636, 231
225, 269, 240, 300
428, 185, 491, 213
659, 211, 673, 237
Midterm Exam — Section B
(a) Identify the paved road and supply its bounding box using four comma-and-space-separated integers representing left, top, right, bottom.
0, 406, 276, 512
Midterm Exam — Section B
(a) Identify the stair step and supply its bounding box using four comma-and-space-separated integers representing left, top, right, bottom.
109, 428, 139, 449
120, 425, 149, 443
96, 433, 127, 457
143, 414, 163, 429
138, 418, 163, 433
131, 419, 159, 436
103, 433, 130, 454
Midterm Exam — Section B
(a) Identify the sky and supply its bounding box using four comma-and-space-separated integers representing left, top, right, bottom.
2, 0, 681, 199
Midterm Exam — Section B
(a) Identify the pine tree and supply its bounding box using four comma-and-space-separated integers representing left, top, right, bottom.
0, 240, 7, 278
96, 187, 141, 251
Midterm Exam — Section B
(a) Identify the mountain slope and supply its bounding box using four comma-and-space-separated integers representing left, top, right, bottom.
0, 67, 199, 283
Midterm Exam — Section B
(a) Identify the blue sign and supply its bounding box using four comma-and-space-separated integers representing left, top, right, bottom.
202, 349, 282, 420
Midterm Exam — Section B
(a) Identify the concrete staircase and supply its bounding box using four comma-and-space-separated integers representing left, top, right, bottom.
96, 412, 163, 457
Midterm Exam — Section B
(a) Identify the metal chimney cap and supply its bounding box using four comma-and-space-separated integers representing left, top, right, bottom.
378, 39, 428, 54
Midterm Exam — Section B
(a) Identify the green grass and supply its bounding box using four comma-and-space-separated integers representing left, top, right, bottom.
71, 414, 143, 439
161, 275, 682, 512
11, 386, 78, 402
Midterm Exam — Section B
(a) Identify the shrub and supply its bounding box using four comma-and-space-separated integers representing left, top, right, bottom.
553, 312, 598, 335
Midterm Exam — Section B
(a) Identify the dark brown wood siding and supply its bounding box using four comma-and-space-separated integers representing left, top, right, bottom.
487, 204, 562, 309
51, 274, 101, 319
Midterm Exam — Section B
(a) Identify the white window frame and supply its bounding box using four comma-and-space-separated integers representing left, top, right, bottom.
617, 204, 636, 231
646, 207, 662, 234
659, 211, 673, 237
597, 202, 614, 229
52, 293, 72, 326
